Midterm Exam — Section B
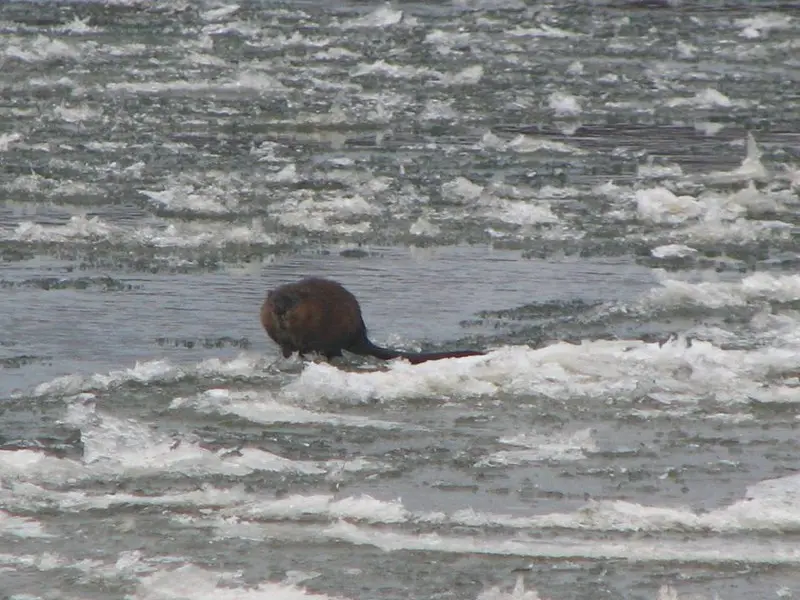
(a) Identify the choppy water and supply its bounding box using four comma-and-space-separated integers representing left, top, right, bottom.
2, 1, 800, 599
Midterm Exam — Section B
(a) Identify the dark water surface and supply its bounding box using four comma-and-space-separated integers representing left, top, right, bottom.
1, 1, 800, 599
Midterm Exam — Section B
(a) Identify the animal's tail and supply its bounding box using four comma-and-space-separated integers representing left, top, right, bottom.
350, 338, 484, 365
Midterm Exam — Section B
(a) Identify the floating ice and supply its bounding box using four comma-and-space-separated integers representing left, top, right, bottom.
635, 188, 703, 224
342, 5, 403, 29
548, 91, 582, 117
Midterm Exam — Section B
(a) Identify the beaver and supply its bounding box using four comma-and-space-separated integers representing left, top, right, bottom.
261, 277, 484, 364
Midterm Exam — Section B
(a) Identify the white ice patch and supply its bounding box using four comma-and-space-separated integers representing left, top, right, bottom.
342, 5, 403, 29
170, 388, 412, 430
441, 177, 485, 204
507, 135, 587, 155
492, 200, 559, 226
645, 272, 800, 310
322, 519, 800, 564
476, 428, 597, 466
28, 354, 267, 398
7, 215, 276, 248
704, 133, 769, 183
437, 65, 484, 85
139, 186, 240, 215
548, 91, 582, 117
667, 88, 737, 109
200, 4, 240, 22
635, 188, 703, 224
2, 35, 81, 62
132, 219, 276, 248
131, 564, 347, 600
0, 510, 52, 538
650, 244, 698, 259
507, 25, 581, 38
350, 60, 438, 80
0, 132, 23, 151
637, 160, 684, 180
12, 216, 116, 242
519, 472, 800, 535
220, 493, 410, 525
0, 404, 326, 489
283, 335, 800, 406
273, 191, 379, 234
735, 13, 794, 38
409, 217, 442, 236
52, 103, 102, 123
106, 71, 288, 96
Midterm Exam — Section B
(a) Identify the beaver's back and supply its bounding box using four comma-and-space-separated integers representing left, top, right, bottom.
261, 277, 365, 357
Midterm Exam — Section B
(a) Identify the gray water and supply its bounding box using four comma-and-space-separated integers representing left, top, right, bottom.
1, 1, 800, 599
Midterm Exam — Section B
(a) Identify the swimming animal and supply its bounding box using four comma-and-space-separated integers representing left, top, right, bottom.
260, 277, 484, 364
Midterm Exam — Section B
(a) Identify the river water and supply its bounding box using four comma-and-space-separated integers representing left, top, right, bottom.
1, 1, 800, 599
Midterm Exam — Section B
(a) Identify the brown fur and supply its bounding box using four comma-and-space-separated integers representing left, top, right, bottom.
261, 277, 484, 364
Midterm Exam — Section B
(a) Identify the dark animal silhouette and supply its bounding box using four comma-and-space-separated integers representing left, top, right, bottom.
261, 277, 484, 364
